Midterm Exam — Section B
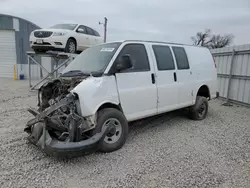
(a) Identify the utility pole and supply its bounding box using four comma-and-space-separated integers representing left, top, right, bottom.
99, 17, 108, 43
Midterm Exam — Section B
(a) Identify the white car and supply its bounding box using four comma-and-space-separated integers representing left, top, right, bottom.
29, 23, 103, 53
24, 40, 217, 156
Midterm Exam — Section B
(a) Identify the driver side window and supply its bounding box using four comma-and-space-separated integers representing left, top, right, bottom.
116, 44, 150, 72
76, 25, 87, 34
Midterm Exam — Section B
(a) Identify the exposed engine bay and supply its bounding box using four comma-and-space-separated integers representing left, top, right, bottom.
24, 77, 109, 156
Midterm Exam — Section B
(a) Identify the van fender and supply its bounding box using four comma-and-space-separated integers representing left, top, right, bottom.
84, 100, 121, 127
193, 84, 211, 101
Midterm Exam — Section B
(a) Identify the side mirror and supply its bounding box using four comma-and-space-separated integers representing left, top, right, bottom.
77, 28, 84, 33
116, 55, 133, 71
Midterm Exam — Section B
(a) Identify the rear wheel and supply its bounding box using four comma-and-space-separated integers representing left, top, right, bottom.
92, 108, 128, 153
65, 38, 76, 53
189, 96, 208, 120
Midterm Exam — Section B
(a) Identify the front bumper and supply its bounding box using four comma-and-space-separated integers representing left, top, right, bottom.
31, 45, 64, 52
28, 122, 109, 157
30, 35, 68, 51
24, 93, 107, 157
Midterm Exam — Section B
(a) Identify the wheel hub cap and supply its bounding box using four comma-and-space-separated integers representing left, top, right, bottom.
103, 118, 122, 144
107, 126, 116, 137
69, 42, 75, 53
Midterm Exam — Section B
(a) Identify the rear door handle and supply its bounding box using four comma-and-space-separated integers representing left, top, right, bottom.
151, 73, 155, 84
173, 72, 177, 82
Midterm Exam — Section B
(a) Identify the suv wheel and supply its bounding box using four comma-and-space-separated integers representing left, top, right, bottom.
189, 96, 208, 120
33, 48, 47, 54
65, 39, 76, 53
92, 108, 128, 153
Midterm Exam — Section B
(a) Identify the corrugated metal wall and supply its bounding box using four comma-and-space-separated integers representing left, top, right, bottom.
0, 15, 13, 29
0, 14, 41, 79
16, 17, 40, 65
211, 44, 250, 106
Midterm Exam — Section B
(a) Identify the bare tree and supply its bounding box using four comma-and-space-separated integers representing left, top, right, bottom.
191, 29, 212, 46
191, 29, 234, 49
207, 34, 234, 49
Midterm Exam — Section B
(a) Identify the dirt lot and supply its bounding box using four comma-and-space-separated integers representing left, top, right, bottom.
0, 78, 250, 188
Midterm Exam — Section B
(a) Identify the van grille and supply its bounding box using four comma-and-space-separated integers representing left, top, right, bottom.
34, 31, 53, 38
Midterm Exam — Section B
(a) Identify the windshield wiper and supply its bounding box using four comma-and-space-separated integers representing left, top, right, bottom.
60, 70, 104, 78
90, 71, 103, 77
60, 70, 90, 77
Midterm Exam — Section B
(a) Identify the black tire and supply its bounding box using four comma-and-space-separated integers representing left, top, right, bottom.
189, 96, 208, 120
92, 108, 128, 153
65, 38, 76, 54
33, 49, 39, 53
33, 48, 47, 54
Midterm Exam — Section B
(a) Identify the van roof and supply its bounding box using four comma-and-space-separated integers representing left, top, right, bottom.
106, 40, 206, 49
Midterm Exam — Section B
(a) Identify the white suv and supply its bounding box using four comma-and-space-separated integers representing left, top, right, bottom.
29, 23, 103, 53
24, 40, 217, 156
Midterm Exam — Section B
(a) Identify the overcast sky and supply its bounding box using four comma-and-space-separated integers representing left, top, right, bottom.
0, 0, 249, 45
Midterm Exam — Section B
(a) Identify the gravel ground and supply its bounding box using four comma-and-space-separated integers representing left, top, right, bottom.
0, 78, 250, 188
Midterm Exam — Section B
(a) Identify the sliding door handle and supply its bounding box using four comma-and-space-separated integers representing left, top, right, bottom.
151, 73, 155, 84
174, 72, 177, 82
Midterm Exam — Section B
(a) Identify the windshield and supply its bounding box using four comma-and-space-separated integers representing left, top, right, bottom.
50, 24, 77, 30
61, 42, 122, 75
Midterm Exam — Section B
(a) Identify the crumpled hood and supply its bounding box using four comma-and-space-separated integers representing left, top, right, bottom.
37, 76, 88, 111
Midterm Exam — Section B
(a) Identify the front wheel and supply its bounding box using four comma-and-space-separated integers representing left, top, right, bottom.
93, 108, 128, 153
189, 96, 208, 120
65, 39, 76, 54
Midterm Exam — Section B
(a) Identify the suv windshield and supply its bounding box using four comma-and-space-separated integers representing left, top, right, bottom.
61, 42, 122, 76
50, 24, 77, 30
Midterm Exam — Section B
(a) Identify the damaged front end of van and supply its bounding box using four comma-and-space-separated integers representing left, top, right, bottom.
24, 77, 109, 157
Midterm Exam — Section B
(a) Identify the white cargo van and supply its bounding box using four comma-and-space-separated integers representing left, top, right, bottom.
25, 40, 217, 156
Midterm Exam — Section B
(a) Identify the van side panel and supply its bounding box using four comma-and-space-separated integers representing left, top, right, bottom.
184, 46, 217, 103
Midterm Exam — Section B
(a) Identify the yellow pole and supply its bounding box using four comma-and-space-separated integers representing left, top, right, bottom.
13, 64, 17, 80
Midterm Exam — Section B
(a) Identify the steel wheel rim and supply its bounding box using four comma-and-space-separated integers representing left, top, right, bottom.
198, 102, 206, 117
69, 42, 75, 53
103, 118, 122, 144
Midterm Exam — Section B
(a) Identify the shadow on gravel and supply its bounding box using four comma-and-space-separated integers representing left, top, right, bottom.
31, 109, 190, 161
128, 108, 189, 134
